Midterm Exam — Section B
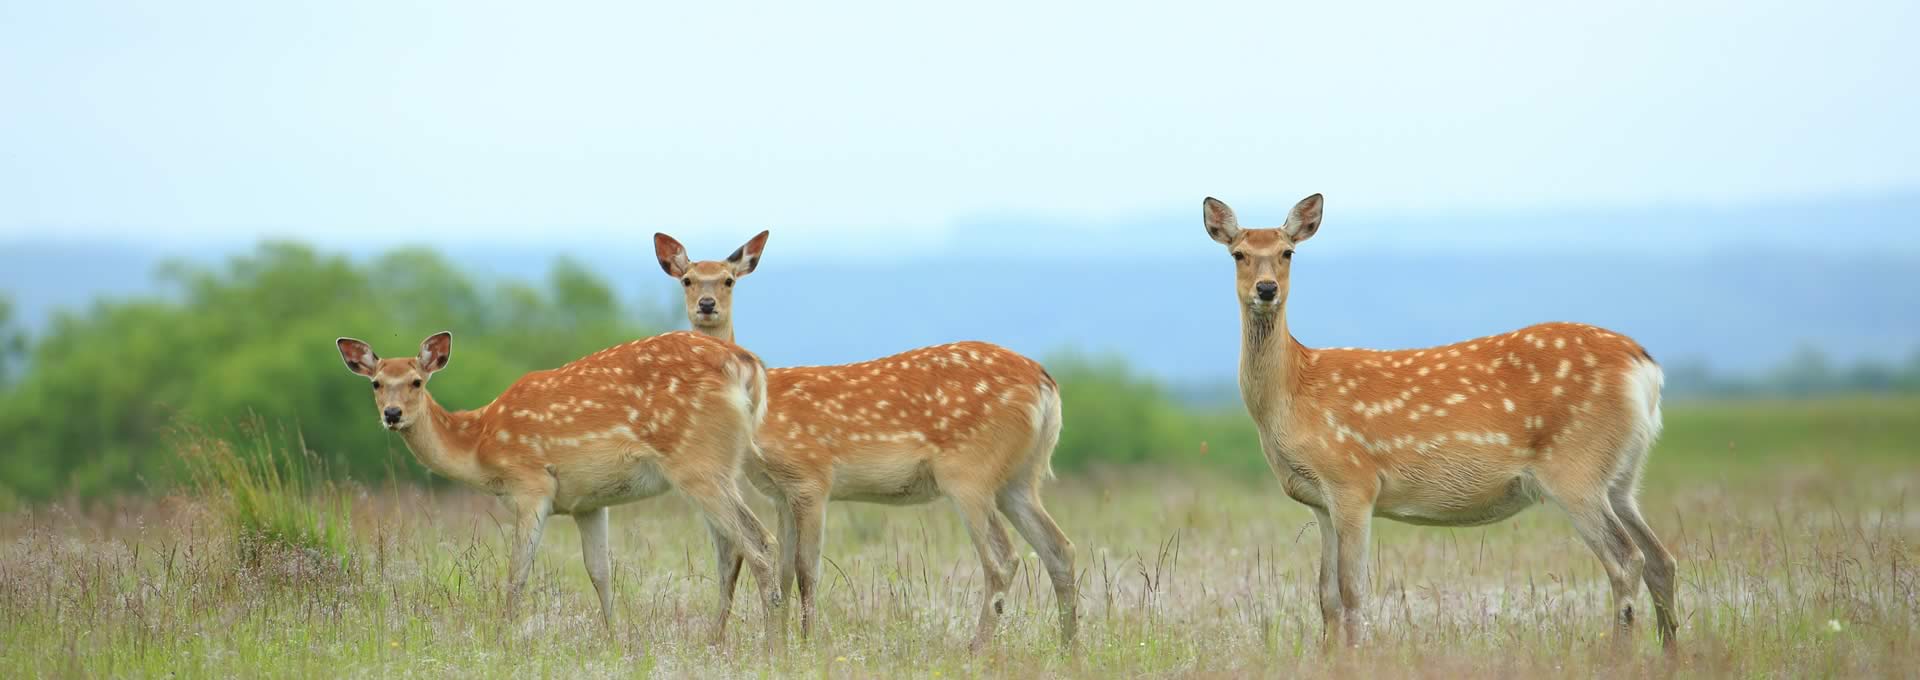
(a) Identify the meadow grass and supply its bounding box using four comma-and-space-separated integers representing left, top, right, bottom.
174, 420, 351, 570
1, 397, 1915, 678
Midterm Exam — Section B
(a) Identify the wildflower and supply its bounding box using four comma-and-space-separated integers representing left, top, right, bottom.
1828, 619, 1844, 632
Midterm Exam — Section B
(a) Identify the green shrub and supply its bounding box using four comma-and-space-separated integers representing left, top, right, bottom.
1045, 351, 1270, 477
0, 243, 662, 499
176, 419, 351, 568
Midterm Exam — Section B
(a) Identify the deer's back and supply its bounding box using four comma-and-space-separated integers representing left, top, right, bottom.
758, 342, 1054, 474
474, 332, 757, 476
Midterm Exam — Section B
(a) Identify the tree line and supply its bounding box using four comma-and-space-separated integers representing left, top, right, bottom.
0, 243, 1256, 503
0, 242, 1913, 503
0, 243, 660, 501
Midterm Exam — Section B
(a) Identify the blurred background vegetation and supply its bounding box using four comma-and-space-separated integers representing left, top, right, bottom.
0, 243, 659, 502
1, 242, 1916, 505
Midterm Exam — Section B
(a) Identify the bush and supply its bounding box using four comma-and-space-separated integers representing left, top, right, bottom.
0, 294, 23, 386
176, 419, 351, 569
0, 243, 662, 500
1047, 352, 1265, 475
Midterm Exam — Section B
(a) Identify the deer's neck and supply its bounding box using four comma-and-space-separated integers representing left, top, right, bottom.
397, 394, 487, 487
1239, 305, 1309, 422
690, 321, 734, 344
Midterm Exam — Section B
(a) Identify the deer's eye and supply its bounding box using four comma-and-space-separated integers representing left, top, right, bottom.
370, 380, 379, 390
680, 277, 692, 287
1283, 249, 1294, 259
411, 379, 423, 388
1231, 252, 1246, 262
724, 278, 735, 287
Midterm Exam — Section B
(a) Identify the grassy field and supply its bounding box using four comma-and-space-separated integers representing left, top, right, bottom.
3, 397, 1917, 678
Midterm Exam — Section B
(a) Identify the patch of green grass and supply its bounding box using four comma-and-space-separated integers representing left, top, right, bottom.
1661, 395, 1920, 461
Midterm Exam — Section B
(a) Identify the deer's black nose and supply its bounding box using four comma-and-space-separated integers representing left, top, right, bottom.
697, 298, 717, 312
383, 407, 402, 423
1256, 281, 1279, 301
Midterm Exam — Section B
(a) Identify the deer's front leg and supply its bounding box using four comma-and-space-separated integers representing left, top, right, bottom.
1308, 505, 1342, 637
505, 493, 553, 612
1328, 488, 1375, 648
576, 506, 614, 630
1281, 471, 1345, 643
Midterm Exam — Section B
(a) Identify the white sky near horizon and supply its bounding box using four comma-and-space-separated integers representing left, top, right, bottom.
2, 0, 1916, 252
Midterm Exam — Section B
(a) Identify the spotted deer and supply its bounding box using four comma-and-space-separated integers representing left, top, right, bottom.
1201, 194, 1677, 650
652, 231, 1077, 651
334, 331, 784, 643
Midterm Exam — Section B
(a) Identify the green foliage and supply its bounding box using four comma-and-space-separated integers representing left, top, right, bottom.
177, 420, 351, 567
0, 243, 659, 499
1047, 352, 1265, 476
0, 294, 23, 385
1048, 352, 1185, 467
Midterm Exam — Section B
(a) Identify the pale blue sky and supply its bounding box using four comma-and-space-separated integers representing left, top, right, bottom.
3, 0, 1916, 251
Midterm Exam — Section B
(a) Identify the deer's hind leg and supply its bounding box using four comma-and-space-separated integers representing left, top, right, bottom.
1536, 467, 1645, 648
673, 469, 782, 646
952, 492, 1014, 652
1609, 443, 1677, 649
704, 521, 745, 640
997, 481, 1078, 648
1611, 487, 1675, 650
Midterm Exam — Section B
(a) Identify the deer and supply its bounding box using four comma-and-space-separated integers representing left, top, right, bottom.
334, 330, 785, 644
650, 231, 1077, 651
1200, 194, 1678, 651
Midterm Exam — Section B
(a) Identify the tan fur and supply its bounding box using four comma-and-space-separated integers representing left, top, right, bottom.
335, 331, 784, 643
654, 232, 1077, 651
1203, 195, 1678, 651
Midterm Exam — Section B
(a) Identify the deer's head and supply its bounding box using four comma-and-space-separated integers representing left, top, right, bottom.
653, 231, 769, 335
336, 332, 451, 431
1203, 194, 1323, 316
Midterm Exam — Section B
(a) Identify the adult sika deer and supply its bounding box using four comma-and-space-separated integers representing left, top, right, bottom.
1200, 195, 1677, 650
334, 331, 783, 643
653, 231, 1076, 651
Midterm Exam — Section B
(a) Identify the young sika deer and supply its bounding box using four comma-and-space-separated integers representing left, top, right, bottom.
334, 331, 784, 642
653, 232, 1077, 651
1201, 195, 1677, 650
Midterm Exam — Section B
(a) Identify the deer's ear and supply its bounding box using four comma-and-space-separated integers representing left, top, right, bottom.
726, 230, 769, 277
1203, 197, 1241, 245
1283, 193, 1324, 243
338, 338, 379, 377
653, 233, 691, 278
417, 331, 452, 376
